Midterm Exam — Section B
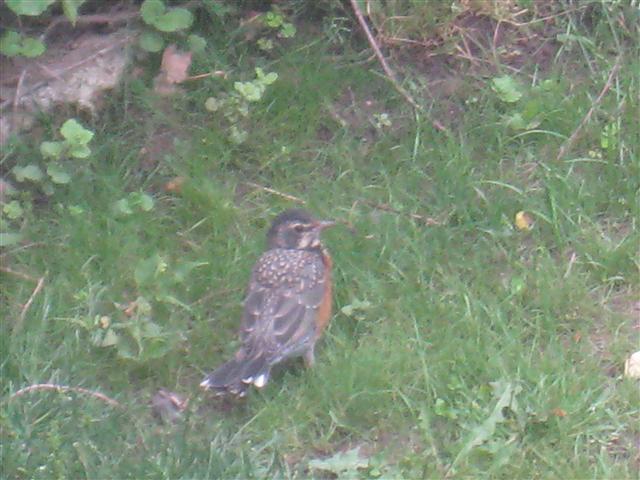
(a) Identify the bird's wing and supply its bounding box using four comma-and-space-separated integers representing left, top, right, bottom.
240, 251, 326, 361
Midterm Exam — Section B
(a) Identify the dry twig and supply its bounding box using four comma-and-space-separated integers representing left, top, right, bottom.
15, 275, 46, 332
0, 266, 38, 282
366, 201, 441, 226
349, 0, 420, 111
13, 70, 28, 113
556, 56, 622, 161
245, 182, 306, 204
8, 383, 122, 408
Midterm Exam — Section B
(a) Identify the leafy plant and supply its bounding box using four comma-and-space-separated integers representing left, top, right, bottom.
5, 0, 57, 16
491, 76, 567, 133
138, 0, 204, 54
0, 31, 45, 58
255, 9, 297, 51
204, 68, 278, 144
70, 297, 173, 362
113, 192, 155, 216
134, 253, 207, 307
3, 119, 94, 245
492, 75, 523, 103
3, 0, 86, 60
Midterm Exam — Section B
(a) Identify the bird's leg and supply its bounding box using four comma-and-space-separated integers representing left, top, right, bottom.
303, 346, 315, 368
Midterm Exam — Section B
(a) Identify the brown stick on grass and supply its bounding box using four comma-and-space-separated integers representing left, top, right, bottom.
349, 0, 420, 111
8, 383, 122, 408
556, 56, 623, 161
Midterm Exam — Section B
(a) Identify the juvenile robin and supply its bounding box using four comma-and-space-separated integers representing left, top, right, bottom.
200, 209, 336, 397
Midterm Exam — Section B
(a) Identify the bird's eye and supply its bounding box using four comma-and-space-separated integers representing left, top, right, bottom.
293, 224, 305, 233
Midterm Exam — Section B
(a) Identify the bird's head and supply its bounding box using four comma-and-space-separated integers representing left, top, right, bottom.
267, 209, 335, 250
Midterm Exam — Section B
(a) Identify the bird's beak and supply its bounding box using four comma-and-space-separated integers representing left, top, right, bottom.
315, 220, 336, 230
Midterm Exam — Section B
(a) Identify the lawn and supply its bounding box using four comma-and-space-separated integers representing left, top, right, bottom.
1, 2, 638, 478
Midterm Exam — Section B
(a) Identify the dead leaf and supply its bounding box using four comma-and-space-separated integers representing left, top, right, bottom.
624, 351, 640, 379
160, 44, 192, 84
164, 176, 186, 193
515, 211, 534, 231
153, 45, 192, 95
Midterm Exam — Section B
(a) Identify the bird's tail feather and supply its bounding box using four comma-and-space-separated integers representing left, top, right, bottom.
200, 350, 271, 396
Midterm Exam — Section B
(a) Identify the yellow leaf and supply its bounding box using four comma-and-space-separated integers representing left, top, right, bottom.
515, 211, 534, 231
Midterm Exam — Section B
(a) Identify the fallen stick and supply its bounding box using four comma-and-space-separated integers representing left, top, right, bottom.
556, 56, 622, 161
245, 182, 306, 204
7, 383, 122, 408
349, 0, 420, 111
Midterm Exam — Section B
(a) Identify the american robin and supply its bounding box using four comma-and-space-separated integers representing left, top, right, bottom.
200, 209, 336, 397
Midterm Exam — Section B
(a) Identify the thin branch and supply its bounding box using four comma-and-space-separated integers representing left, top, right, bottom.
350, 0, 420, 111
366, 201, 441, 226
18, 275, 45, 327
556, 56, 622, 161
12, 69, 27, 113
183, 70, 227, 82
8, 383, 122, 408
0, 266, 38, 282
245, 182, 306, 204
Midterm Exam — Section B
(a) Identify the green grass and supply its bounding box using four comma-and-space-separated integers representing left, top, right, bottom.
2, 4, 639, 479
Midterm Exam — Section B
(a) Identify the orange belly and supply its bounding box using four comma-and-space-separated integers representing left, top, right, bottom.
315, 250, 333, 337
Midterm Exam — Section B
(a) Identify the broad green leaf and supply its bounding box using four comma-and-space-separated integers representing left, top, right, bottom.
13, 164, 44, 182
0, 31, 22, 57
154, 8, 194, 32
60, 119, 94, 145
204, 97, 221, 112
492, 75, 523, 103
263, 72, 278, 85
1, 32, 45, 57
3, 201, 24, 219
139, 194, 154, 212
309, 448, 368, 476
6, 0, 56, 16
173, 261, 208, 283
139, 31, 164, 52
130, 192, 154, 212
40, 141, 64, 159
234, 81, 263, 102
68, 205, 84, 216
98, 329, 119, 347
340, 299, 372, 317
0, 31, 44, 57
229, 126, 247, 144
257, 38, 273, 51
187, 34, 206, 54
20, 37, 45, 57
68, 144, 92, 158
0, 232, 23, 247
264, 12, 283, 28
505, 113, 526, 130
62, 0, 85, 25
113, 198, 133, 215
140, 0, 165, 24
280, 23, 296, 38
47, 163, 72, 184
135, 254, 167, 287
